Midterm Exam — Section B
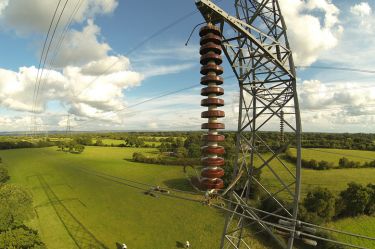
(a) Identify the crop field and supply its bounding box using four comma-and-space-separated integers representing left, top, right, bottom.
288, 148, 375, 166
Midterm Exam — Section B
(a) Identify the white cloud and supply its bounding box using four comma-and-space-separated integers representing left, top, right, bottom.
132, 45, 199, 78
350, 2, 372, 17
319, 2, 375, 68
142, 63, 195, 78
54, 20, 111, 67
81, 56, 130, 75
0, 56, 143, 119
0, 115, 45, 131
0, 0, 8, 15
280, 0, 343, 66
0, 0, 118, 34
350, 2, 373, 31
298, 79, 375, 131
148, 122, 158, 129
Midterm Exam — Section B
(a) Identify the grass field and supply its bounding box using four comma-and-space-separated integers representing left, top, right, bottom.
0, 146, 273, 249
288, 148, 375, 166
328, 216, 375, 248
1, 146, 374, 248
94, 138, 125, 146
93, 138, 161, 147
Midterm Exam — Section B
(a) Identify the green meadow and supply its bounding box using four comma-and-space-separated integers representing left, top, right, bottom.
2, 147, 226, 249
1, 146, 374, 248
289, 148, 375, 166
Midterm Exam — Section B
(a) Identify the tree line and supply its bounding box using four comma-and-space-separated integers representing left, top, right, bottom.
0, 159, 46, 248
285, 149, 375, 170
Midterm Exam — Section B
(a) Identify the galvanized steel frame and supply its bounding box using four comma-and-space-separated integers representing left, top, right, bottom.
195, 0, 302, 248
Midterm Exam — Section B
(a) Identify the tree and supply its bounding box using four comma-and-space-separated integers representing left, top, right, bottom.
175, 147, 188, 158
338, 157, 349, 168
0, 167, 10, 184
317, 160, 334, 170
223, 160, 261, 200
0, 226, 46, 249
95, 138, 103, 146
0, 184, 34, 230
187, 144, 200, 158
365, 183, 375, 215
303, 187, 336, 222
74, 136, 92, 146
339, 182, 370, 217
74, 144, 85, 154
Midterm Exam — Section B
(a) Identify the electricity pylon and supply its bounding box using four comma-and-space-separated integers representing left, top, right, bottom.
196, 1, 302, 248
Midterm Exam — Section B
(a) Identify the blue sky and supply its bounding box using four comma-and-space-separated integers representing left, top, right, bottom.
0, 0, 374, 133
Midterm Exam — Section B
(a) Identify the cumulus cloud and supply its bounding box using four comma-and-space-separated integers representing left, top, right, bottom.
0, 0, 7, 15
0, 0, 146, 126
350, 2, 372, 17
319, 3, 375, 67
0, 0, 118, 34
54, 20, 111, 67
280, 0, 343, 66
0, 56, 143, 119
298, 79, 375, 131
350, 2, 373, 31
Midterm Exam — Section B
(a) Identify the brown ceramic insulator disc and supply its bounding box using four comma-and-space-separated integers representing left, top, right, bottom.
200, 75, 224, 85
201, 123, 225, 129
201, 146, 225, 155
202, 157, 225, 167
200, 178, 224, 190
201, 86, 224, 96
201, 168, 225, 178
199, 24, 221, 37
200, 42, 222, 55
201, 98, 224, 107
203, 134, 225, 142
200, 64, 224, 75
200, 33, 222, 46
200, 53, 222, 65
201, 110, 225, 118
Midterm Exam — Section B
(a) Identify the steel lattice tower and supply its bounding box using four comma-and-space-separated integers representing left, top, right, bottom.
196, 1, 302, 248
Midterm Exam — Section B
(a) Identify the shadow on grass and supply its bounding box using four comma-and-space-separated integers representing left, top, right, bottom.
176, 241, 185, 248
36, 175, 108, 249
115, 242, 124, 249
163, 178, 195, 192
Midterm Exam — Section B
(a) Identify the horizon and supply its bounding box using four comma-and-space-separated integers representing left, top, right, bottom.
0, 0, 374, 133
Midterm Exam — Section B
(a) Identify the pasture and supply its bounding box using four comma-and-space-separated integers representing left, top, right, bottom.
1, 145, 374, 248
2, 147, 227, 249
288, 148, 375, 166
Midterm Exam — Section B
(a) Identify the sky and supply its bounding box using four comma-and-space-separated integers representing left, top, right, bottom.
0, 0, 374, 133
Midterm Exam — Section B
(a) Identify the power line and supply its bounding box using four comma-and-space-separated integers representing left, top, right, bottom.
74, 84, 200, 128
296, 65, 375, 74
36, 0, 85, 109
73, 10, 199, 98
33, 0, 70, 113
73, 74, 237, 129
73, 0, 224, 98
63, 163, 375, 249
32, 0, 64, 114
71, 81, 375, 129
